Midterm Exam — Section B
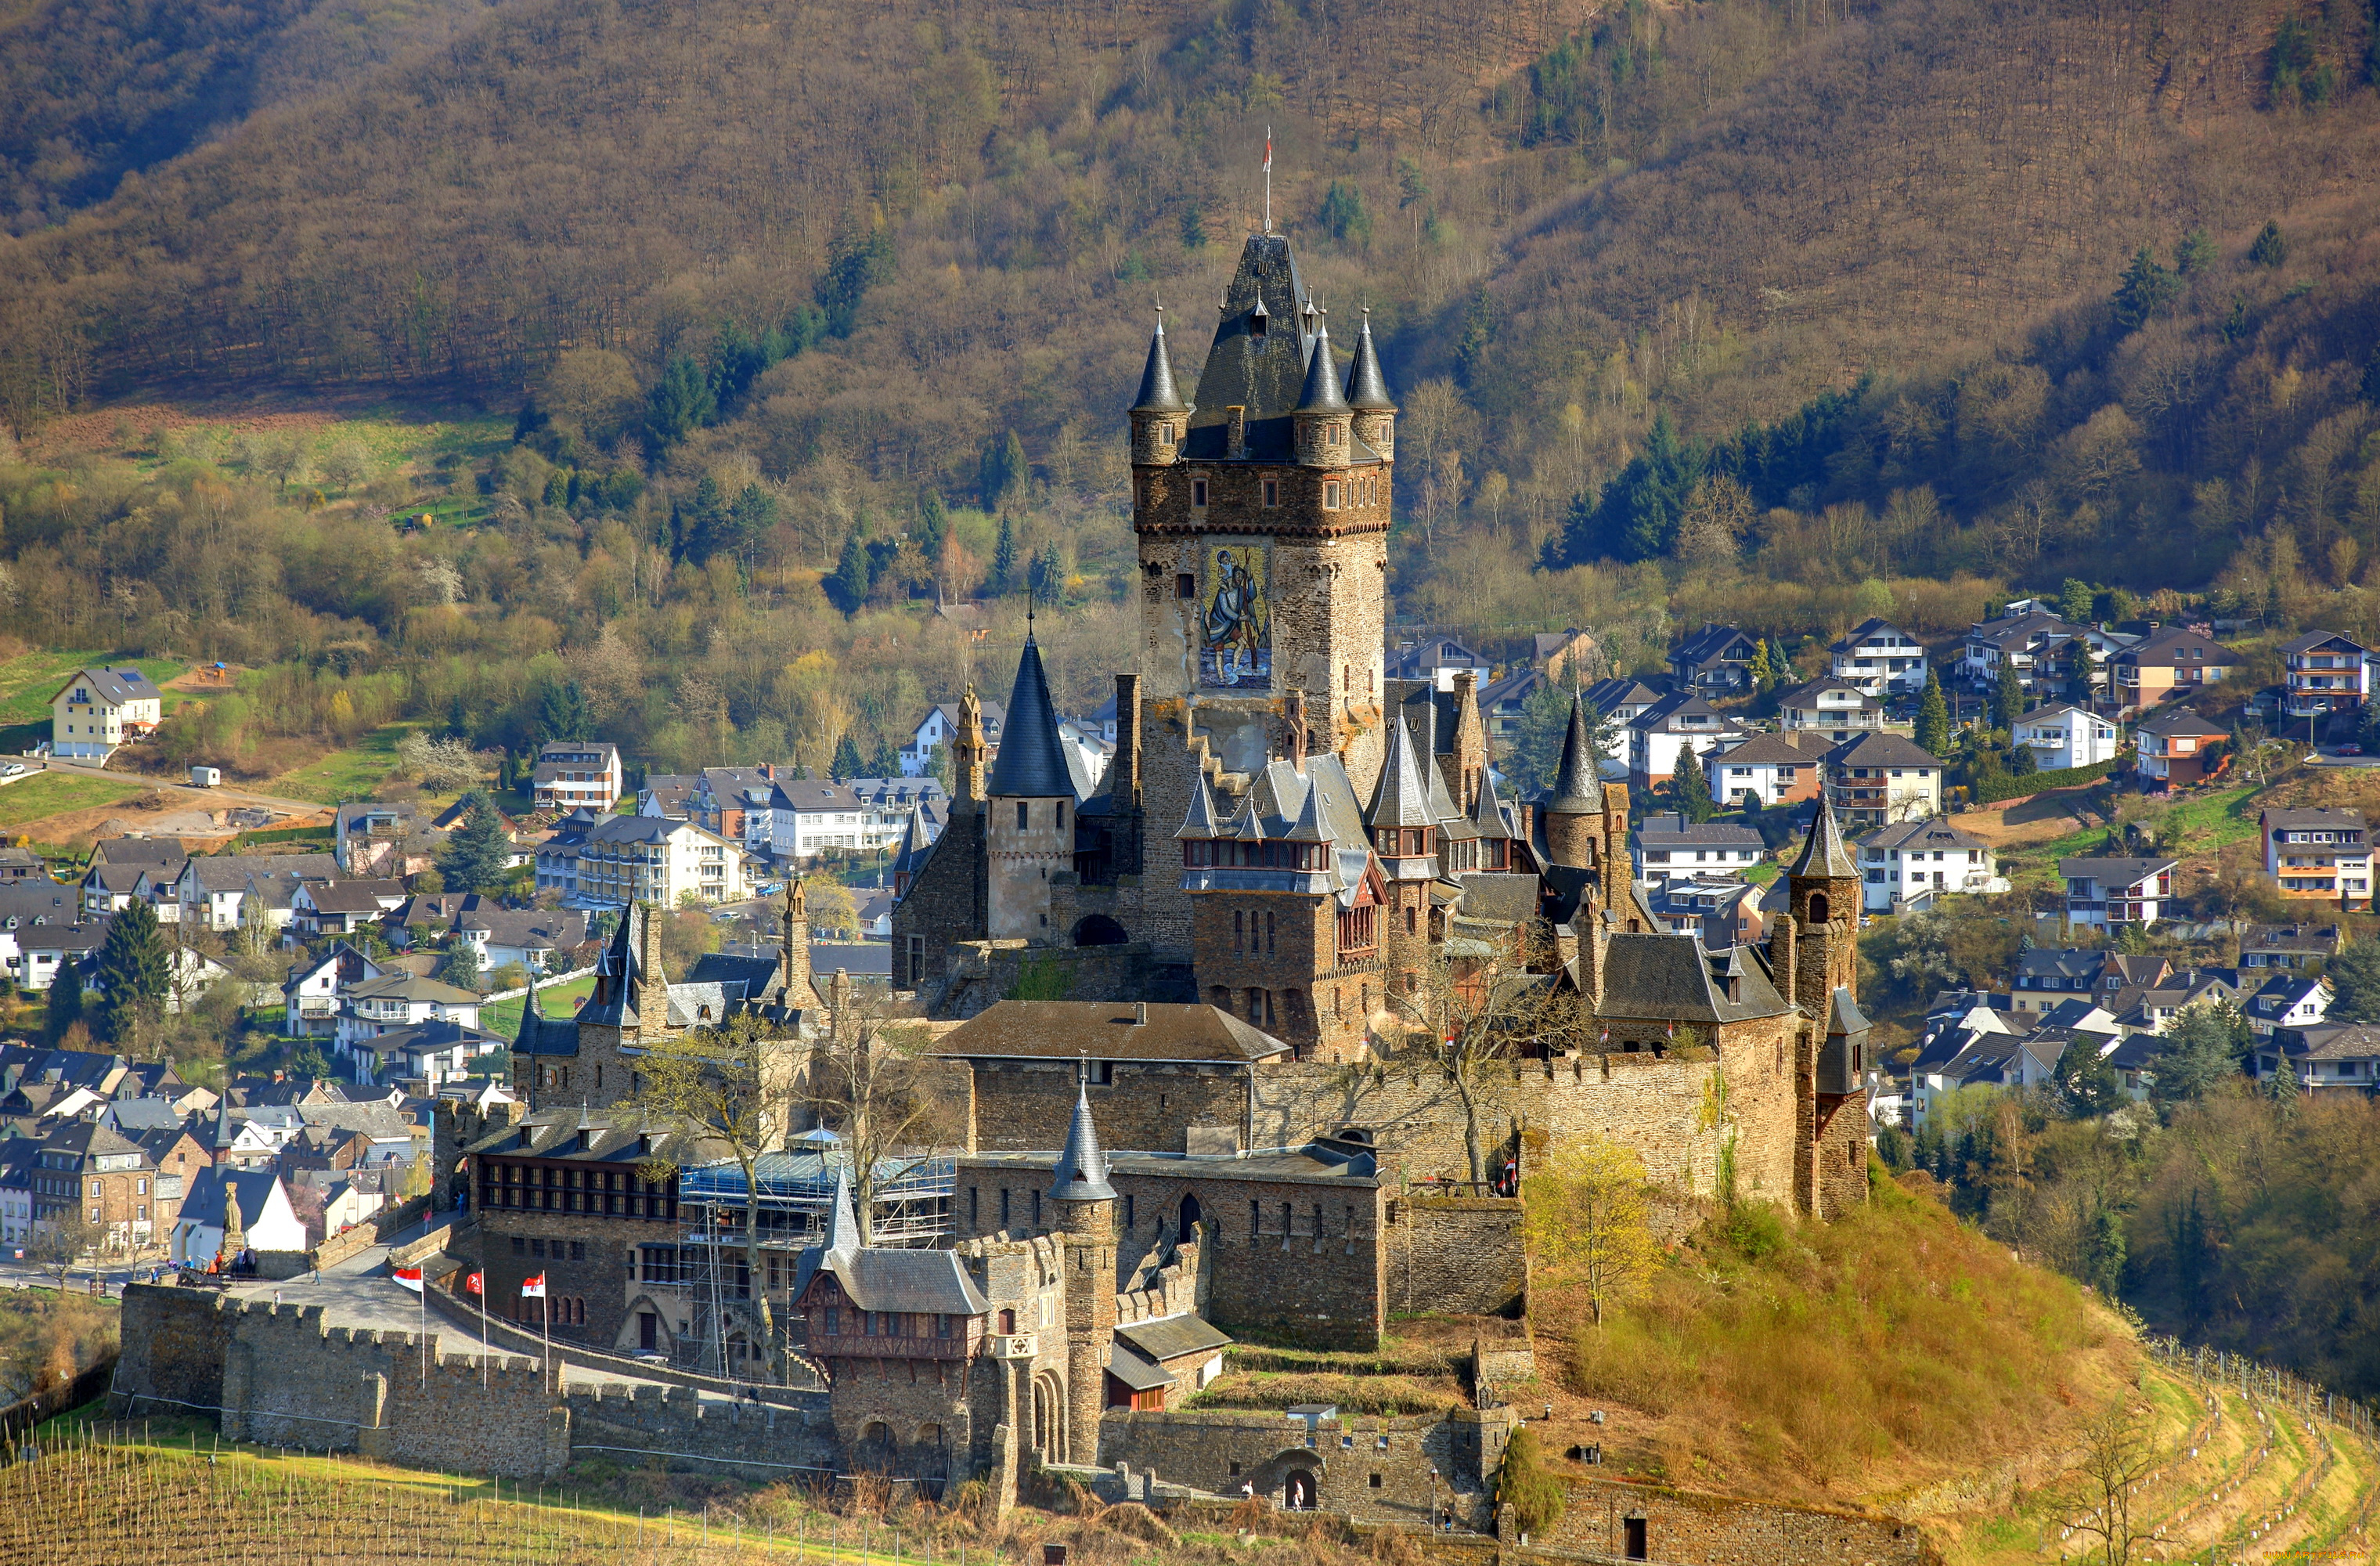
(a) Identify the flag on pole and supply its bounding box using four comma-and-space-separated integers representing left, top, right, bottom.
392, 1265, 424, 1294
520, 1272, 546, 1297
465, 1272, 484, 1296
1264, 130, 1272, 171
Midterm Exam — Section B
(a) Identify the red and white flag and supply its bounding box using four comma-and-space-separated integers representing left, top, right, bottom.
392, 1265, 423, 1294
520, 1273, 546, 1298
1264, 129, 1272, 171
464, 1272, 484, 1296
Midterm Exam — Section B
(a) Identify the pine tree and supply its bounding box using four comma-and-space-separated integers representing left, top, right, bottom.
43, 962, 86, 1043
1916, 669, 1953, 756
2058, 577, 2096, 625
917, 490, 947, 562
831, 734, 864, 781
536, 680, 594, 744
2111, 247, 2180, 330
2175, 227, 2217, 276
992, 515, 1018, 593
93, 900, 170, 1048
1994, 659, 2025, 731
1665, 748, 1717, 824
829, 531, 872, 613
438, 791, 512, 894
2249, 219, 2289, 269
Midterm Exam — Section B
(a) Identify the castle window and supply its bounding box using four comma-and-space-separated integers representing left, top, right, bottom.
1178, 572, 1196, 598
1263, 480, 1280, 507
1266, 911, 1276, 953
1324, 482, 1341, 510
1124, 1194, 1135, 1229
1329, 423, 1343, 446
1234, 910, 1244, 951
1017, 802, 1030, 830
1192, 481, 1209, 507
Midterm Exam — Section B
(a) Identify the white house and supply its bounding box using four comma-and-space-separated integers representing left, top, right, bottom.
451, 907, 590, 975
1776, 678, 1885, 741
332, 972, 484, 1057
768, 778, 948, 860
282, 944, 387, 1037
2257, 1021, 2380, 1093
1823, 733, 1942, 829
2280, 630, 2371, 720
2059, 856, 2176, 929
1630, 814, 1767, 885
7, 920, 103, 993
1704, 731, 1830, 810
1826, 619, 1929, 696
2261, 806, 2371, 907
1580, 679, 1667, 764
344, 1019, 507, 1088
1625, 693, 1747, 791
572, 813, 745, 907
49, 667, 164, 761
1854, 819, 2008, 912
2013, 705, 2122, 771
531, 740, 624, 812
900, 700, 1005, 777
171, 853, 336, 931
2243, 972, 2330, 1039
319, 1178, 385, 1237
170, 1167, 306, 1268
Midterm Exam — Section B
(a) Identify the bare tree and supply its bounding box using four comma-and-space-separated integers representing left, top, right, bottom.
802, 999, 961, 1244
28, 1215, 104, 1294
2061, 1403, 2158, 1566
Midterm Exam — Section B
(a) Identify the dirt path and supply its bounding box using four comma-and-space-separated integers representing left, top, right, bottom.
13, 760, 333, 846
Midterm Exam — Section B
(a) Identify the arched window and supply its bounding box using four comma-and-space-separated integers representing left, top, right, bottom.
1265, 911, 1276, 953
1808, 893, 1830, 926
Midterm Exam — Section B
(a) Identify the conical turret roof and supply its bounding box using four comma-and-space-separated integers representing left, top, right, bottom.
1294, 318, 1350, 414
1367, 715, 1436, 828
824, 1160, 861, 1254
1548, 695, 1598, 814
985, 633, 1075, 799
890, 806, 929, 882
1130, 315, 1189, 414
1049, 1084, 1116, 1202
1176, 772, 1224, 839
1344, 309, 1395, 410
1281, 774, 1329, 843
1789, 793, 1859, 881
1470, 767, 1513, 841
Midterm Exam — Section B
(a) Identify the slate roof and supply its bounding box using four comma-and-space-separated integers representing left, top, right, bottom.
1549, 695, 1599, 813
2117, 626, 2239, 668
1857, 819, 1992, 854
2262, 807, 2367, 832
1713, 731, 1831, 766
986, 637, 1077, 799
56, 667, 157, 707
1131, 316, 1190, 413
930, 1002, 1290, 1064
1115, 1312, 1233, 1364
1343, 309, 1394, 410
1293, 319, 1350, 413
1670, 624, 1756, 671
2281, 630, 2368, 654
1787, 796, 1859, 879
1107, 1340, 1174, 1391
1826, 617, 1915, 653
1181, 234, 1372, 465
1635, 814, 1762, 850
1823, 732, 1941, 769
1594, 933, 1791, 1023
2137, 707, 2227, 738
344, 972, 481, 1006
1368, 716, 1436, 828
1050, 1085, 1116, 1201
1581, 678, 1665, 715
90, 836, 184, 865
2272, 1022, 2380, 1061
1774, 677, 1881, 712
177, 1167, 284, 1232
2057, 857, 2176, 886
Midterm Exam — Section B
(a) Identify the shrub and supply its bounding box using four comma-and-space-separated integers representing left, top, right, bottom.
1497, 1424, 1566, 1536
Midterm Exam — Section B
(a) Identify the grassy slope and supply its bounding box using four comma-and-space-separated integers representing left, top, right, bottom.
0, 650, 188, 753
479, 972, 598, 1038
0, 771, 142, 828
260, 720, 424, 803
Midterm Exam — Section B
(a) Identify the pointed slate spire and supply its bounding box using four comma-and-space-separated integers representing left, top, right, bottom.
1470, 767, 1513, 841
1548, 695, 1598, 814
1130, 311, 1188, 414
985, 633, 1074, 799
1281, 773, 1329, 844
1344, 307, 1395, 410
1367, 715, 1435, 828
514, 968, 543, 1048
1176, 771, 1224, 839
1050, 1083, 1116, 1202
1789, 792, 1859, 881
1294, 316, 1350, 413
1424, 754, 1463, 826
824, 1160, 861, 1255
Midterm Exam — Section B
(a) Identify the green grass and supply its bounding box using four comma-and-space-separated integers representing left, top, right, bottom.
260, 722, 423, 803
481, 972, 599, 1037
2001, 781, 2261, 887
0, 771, 142, 828
0, 649, 186, 727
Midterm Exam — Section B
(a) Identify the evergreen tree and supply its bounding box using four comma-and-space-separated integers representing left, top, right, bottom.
2151, 1001, 2252, 1102
980, 430, 1027, 511
2006, 742, 2039, 777
1454, 286, 1498, 388
818, 222, 895, 337
438, 791, 512, 894
442, 694, 471, 742
2057, 577, 2096, 625
43, 962, 86, 1044
867, 734, 900, 778
2248, 219, 2290, 269
1993, 659, 2025, 730
1916, 669, 1953, 756
2174, 227, 2217, 276
992, 515, 1018, 593
917, 489, 947, 562
1502, 680, 1578, 800
646, 355, 716, 449
1542, 410, 1707, 566
1664, 748, 1717, 824
2111, 247, 2180, 330
831, 733, 864, 781
438, 942, 485, 994
536, 680, 594, 743
828, 530, 873, 613
2055, 1034, 2121, 1119
1316, 180, 1372, 245
2361, 342, 2380, 406
1179, 207, 1207, 250
1749, 639, 1780, 694
2322, 938, 2380, 1022
93, 900, 170, 1048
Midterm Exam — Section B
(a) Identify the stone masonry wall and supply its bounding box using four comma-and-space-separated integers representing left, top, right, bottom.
965, 1059, 1250, 1156
1529, 1474, 1935, 1566
1384, 1197, 1526, 1319
1098, 1406, 1503, 1529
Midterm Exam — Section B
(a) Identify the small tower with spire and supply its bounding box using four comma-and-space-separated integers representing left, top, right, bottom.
952, 684, 990, 812
1542, 695, 1604, 871
1785, 793, 1862, 1012
1049, 1081, 1119, 1466
985, 623, 1079, 943
1344, 306, 1397, 460
777, 877, 815, 1009
1129, 308, 1190, 467
1291, 310, 1351, 467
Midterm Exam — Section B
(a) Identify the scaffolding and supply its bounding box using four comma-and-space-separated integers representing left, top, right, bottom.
653, 1146, 955, 1379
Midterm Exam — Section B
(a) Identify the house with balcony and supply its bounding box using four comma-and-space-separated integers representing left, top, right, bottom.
49, 667, 164, 761
1776, 677, 1886, 742
334, 802, 439, 878
1825, 618, 1929, 696
1854, 819, 2006, 912
2013, 704, 2122, 771
1960, 608, 2084, 692
331, 972, 485, 1060
2111, 627, 2238, 713
289, 879, 407, 939
2238, 922, 2342, 972
900, 699, 1005, 777
1822, 732, 1942, 828
2243, 972, 2330, 1038
1641, 876, 1769, 947
572, 813, 745, 908
1704, 731, 1830, 810
2059, 856, 2176, 929
531, 741, 624, 813
1666, 623, 1761, 695
2261, 806, 2371, 907
1625, 693, 1746, 791
2258, 1021, 2380, 1093
2280, 630, 2371, 720
283, 943, 387, 1037
2134, 706, 2226, 790
1630, 814, 1766, 885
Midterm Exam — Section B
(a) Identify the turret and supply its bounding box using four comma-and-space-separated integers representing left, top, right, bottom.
1292, 315, 1351, 467
1129, 309, 1191, 467
952, 685, 989, 812
1343, 307, 1396, 459
1049, 1081, 1118, 1467
984, 619, 1078, 942
1542, 695, 1602, 871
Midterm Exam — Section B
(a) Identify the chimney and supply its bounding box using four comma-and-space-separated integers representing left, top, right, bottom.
1282, 691, 1308, 772
1115, 673, 1142, 810
1134, 1001, 1148, 1025
1226, 406, 1247, 460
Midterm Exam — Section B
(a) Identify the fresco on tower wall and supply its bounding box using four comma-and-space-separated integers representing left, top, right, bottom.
1199, 541, 1271, 688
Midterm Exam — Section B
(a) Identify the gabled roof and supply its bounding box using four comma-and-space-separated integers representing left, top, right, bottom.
1711, 731, 1831, 766
53, 667, 157, 707
1670, 624, 1757, 668
1823, 732, 1941, 768
1595, 932, 1792, 1023
1182, 233, 1329, 464
343, 972, 481, 1006
2281, 630, 2368, 654
1581, 677, 1666, 713
2260, 806, 2367, 832
1826, 617, 1915, 652
2116, 626, 2240, 666
2057, 856, 2176, 884
930, 1002, 1289, 1065
1774, 677, 1880, 711
1635, 813, 1762, 849
2136, 706, 2226, 738
1857, 818, 1991, 853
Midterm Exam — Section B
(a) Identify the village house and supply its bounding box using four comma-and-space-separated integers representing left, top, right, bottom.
1667, 623, 1761, 695
1387, 636, 1488, 684
902, 699, 1006, 777
332, 972, 485, 1059
1630, 814, 1766, 886
28, 1120, 171, 1250
171, 853, 337, 931
2111, 626, 2240, 712
2013, 704, 2122, 771
2260, 806, 2371, 907
1855, 819, 2005, 912
1625, 692, 1746, 791
532, 740, 624, 812
2244, 972, 2330, 1039
768, 777, 951, 861
1823, 732, 1942, 828
2238, 922, 2342, 972
2060, 856, 2178, 929
169, 1167, 305, 1270
1960, 607, 2085, 691
1826, 618, 1929, 695
289, 879, 408, 939
79, 856, 186, 922
1704, 731, 1829, 810
2134, 706, 2227, 789
2259, 1021, 2380, 1092
2281, 630, 2371, 720
1776, 677, 1886, 742
49, 666, 164, 761
282, 943, 388, 1037
572, 813, 745, 907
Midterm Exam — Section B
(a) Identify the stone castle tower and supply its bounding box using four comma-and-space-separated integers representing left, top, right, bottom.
1130, 235, 1398, 962
1048, 1084, 1119, 1464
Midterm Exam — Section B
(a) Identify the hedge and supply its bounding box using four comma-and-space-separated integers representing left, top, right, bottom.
1971, 758, 2115, 803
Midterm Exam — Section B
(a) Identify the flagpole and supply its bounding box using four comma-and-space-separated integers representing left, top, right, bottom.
419, 1265, 427, 1390
543, 1290, 551, 1389
1264, 128, 1273, 235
